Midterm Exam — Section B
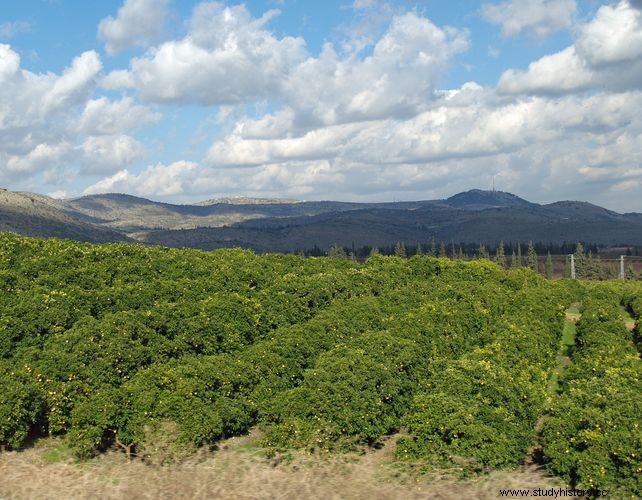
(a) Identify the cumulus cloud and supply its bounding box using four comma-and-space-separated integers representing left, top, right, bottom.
282, 13, 468, 128
126, 3, 305, 104
0, 43, 153, 186
575, 1, 642, 66
83, 161, 197, 196
77, 97, 161, 135
4, 2, 642, 212
208, 89, 642, 168
100, 69, 135, 90
5, 142, 75, 175
79, 135, 146, 174
0, 45, 102, 129
499, 1, 642, 94
121, 4, 466, 117
0, 45, 102, 182
98, 0, 170, 55
482, 0, 576, 39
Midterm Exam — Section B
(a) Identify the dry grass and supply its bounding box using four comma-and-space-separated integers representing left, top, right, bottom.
0, 432, 565, 500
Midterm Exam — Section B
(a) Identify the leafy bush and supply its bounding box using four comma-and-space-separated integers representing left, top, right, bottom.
541, 295, 642, 496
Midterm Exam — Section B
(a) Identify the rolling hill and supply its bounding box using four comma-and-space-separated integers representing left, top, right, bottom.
0, 189, 131, 243
1, 188, 640, 251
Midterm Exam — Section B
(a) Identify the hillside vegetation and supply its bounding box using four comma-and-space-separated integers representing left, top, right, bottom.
3, 188, 642, 250
0, 233, 641, 497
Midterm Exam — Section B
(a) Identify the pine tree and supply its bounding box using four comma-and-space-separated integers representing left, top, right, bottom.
511, 251, 517, 268
328, 244, 347, 259
479, 244, 490, 260
415, 243, 423, 256
394, 241, 407, 258
496, 240, 506, 268
438, 242, 447, 258
430, 237, 437, 257
527, 240, 538, 272
626, 264, 636, 280
573, 242, 585, 278
368, 247, 380, 258
451, 240, 456, 259
459, 246, 465, 260
545, 251, 554, 279
517, 242, 523, 267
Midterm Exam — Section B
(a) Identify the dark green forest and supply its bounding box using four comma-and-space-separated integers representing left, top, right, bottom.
0, 233, 640, 496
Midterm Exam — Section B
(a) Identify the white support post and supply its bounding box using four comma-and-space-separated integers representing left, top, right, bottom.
620, 255, 625, 280
570, 254, 576, 280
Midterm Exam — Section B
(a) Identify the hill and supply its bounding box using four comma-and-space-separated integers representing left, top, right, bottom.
446, 189, 534, 210
139, 198, 642, 251
0, 190, 130, 243
1, 188, 640, 250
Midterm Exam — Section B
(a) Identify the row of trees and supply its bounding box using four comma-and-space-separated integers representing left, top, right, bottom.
0, 233, 564, 462
1, 233, 640, 496
303, 240, 606, 259
542, 285, 642, 495
325, 241, 640, 281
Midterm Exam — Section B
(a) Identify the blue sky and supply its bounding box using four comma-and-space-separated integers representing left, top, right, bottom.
1, 0, 641, 211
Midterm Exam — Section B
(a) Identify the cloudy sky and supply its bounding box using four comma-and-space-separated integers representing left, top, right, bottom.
1, 0, 641, 211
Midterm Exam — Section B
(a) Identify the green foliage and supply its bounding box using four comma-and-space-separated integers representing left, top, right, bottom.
527, 241, 538, 273
495, 240, 505, 268
0, 362, 44, 449
393, 242, 406, 258
0, 232, 640, 496
328, 244, 348, 259
541, 291, 642, 496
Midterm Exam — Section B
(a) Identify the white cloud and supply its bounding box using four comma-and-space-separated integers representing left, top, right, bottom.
0, 44, 151, 187
42, 51, 102, 115
0, 20, 33, 39
77, 97, 161, 135
47, 190, 69, 199
79, 135, 146, 174
498, 1, 642, 94
5, 142, 74, 174
210, 89, 641, 167
199, 78, 642, 210
0, 45, 102, 130
98, 0, 170, 55
83, 161, 197, 196
575, 1, 642, 66
498, 47, 594, 94
610, 179, 640, 192
100, 69, 135, 89
0, 43, 20, 80
482, 0, 576, 39
127, 3, 305, 104
281, 13, 468, 128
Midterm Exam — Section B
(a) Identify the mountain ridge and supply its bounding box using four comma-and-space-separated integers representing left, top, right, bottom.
1, 188, 640, 250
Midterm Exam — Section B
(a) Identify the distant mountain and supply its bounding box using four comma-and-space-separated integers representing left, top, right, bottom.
139, 201, 642, 251
446, 189, 534, 211
51, 193, 430, 232
195, 196, 301, 206
0, 190, 130, 243
1, 188, 640, 250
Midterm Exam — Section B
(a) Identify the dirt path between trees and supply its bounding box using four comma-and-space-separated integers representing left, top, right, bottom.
523, 303, 580, 468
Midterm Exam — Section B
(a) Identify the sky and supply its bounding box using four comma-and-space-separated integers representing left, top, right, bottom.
1, 0, 642, 212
